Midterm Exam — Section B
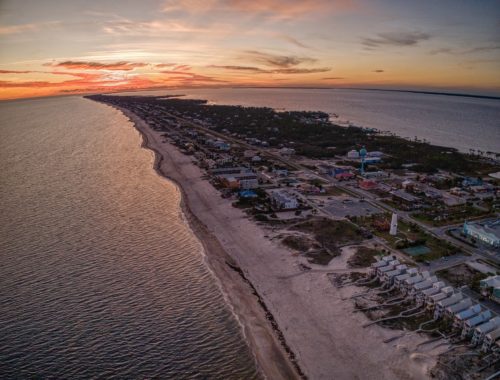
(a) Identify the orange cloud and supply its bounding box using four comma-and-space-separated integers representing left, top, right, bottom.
163, 0, 355, 19
46, 61, 149, 71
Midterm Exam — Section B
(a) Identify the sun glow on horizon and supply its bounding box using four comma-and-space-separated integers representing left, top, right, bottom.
1, 0, 499, 100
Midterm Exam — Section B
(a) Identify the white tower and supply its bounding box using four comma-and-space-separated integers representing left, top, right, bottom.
389, 213, 398, 236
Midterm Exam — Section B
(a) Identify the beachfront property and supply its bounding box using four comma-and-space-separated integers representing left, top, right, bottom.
481, 327, 500, 352
370, 255, 395, 275
471, 316, 500, 346
416, 281, 445, 305
268, 189, 298, 210
426, 287, 455, 310
480, 275, 500, 304
444, 298, 473, 320
212, 167, 259, 190
453, 304, 482, 329
434, 293, 464, 319
463, 219, 500, 248
219, 172, 259, 190
462, 310, 493, 339
408, 275, 438, 298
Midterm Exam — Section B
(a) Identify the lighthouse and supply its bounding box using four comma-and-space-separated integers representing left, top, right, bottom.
390, 213, 398, 236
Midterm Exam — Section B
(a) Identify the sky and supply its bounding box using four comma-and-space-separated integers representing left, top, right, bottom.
0, 0, 499, 100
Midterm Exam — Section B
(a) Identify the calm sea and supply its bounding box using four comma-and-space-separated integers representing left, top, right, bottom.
119, 88, 500, 154
0, 96, 259, 379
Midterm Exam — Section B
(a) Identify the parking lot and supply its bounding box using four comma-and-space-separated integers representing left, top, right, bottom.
313, 196, 383, 218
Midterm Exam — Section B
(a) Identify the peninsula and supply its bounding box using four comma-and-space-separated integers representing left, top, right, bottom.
87, 94, 500, 380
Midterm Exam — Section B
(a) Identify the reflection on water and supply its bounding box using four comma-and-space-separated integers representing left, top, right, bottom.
0, 96, 259, 379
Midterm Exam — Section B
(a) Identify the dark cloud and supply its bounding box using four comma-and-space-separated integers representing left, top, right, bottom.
431, 45, 500, 55
323, 77, 345, 79
207, 65, 269, 73
280, 35, 311, 49
273, 67, 330, 74
0, 69, 32, 74
362, 31, 431, 48
160, 70, 227, 83
373, 69, 384, 73
244, 50, 316, 67
155, 63, 177, 68
46, 61, 148, 71
208, 65, 330, 74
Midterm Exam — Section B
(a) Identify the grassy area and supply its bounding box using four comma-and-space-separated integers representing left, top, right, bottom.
412, 205, 494, 227
352, 214, 460, 262
281, 235, 320, 252
293, 217, 364, 250
287, 217, 365, 265
348, 246, 380, 268
437, 263, 488, 291
305, 249, 338, 265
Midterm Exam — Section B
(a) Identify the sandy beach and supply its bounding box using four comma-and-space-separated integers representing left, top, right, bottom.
114, 105, 444, 380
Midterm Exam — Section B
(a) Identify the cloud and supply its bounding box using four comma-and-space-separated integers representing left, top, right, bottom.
46, 61, 148, 71
102, 18, 220, 36
208, 65, 269, 73
279, 35, 311, 49
243, 50, 316, 67
0, 21, 60, 35
323, 77, 345, 80
430, 44, 500, 55
373, 69, 384, 73
160, 70, 227, 83
362, 31, 431, 48
208, 65, 330, 74
155, 63, 177, 68
0, 70, 33, 74
163, 0, 355, 20
273, 67, 330, 74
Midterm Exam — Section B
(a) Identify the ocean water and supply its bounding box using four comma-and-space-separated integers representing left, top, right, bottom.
0, 96, 259, 379
119, 88, 500, 154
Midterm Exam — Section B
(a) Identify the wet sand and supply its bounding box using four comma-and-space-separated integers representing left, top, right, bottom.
110, 104, 443, 380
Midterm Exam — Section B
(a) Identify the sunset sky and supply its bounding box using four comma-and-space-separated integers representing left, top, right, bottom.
1, 0, 499, 100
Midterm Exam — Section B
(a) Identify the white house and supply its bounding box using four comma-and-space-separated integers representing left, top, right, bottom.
269, 190, 298, 210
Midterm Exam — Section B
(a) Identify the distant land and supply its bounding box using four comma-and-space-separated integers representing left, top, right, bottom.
236, 86, 500, 100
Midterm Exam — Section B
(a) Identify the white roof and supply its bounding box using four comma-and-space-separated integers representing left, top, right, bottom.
455, 305, 481, 321
379, 265, 396, 273
413, 276, 438, 290
437, 293, 463, 308
466, 311, 493, 328
475, 317, 500, 334
432, 281, 446, 289
384, 269, 403, 278
446, 298, 472, 314
485, 327, 500, 342
405, 275, 423, 285
421, 287, 441, 297
372, 260, 389, 268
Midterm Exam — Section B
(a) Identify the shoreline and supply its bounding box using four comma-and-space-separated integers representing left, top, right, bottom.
115, 105, 301, 380
102, 101, 446, 380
